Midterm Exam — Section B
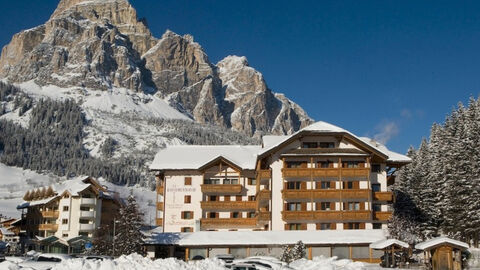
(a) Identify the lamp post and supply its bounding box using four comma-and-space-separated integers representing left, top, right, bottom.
112, 218, 119, 257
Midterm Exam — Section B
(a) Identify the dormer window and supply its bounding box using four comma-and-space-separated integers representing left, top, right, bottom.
302, 142, 318, 148
319, 142, 335, 148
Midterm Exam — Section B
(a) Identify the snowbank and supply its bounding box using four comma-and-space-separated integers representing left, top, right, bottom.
0, 254, 369, 270
290, 256, 365, 270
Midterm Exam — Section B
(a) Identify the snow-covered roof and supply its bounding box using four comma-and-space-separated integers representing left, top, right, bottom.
359, 137, 411, 164
0, 227, 15, 236
262, 135, 289, 148
144, 229, 386, 246
17, 176, 112, 209
370, 239, 409, 249
415, 237, 469, 250
149, 145, 262, 171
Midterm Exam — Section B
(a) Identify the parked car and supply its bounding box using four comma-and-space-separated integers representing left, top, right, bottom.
232, 257, 294, 270
18, 253, 73, 270
231, 262, 258, 270
215, 254, 235, 266
77, 255, 114, 261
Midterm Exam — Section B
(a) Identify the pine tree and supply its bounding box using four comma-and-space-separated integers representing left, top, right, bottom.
113, 195, 145, 256
91, 225, 113, 256
281, 241, 306, 263
23, 190, 32, 201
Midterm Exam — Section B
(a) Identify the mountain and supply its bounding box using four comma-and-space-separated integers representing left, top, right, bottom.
0, 0, 312, 136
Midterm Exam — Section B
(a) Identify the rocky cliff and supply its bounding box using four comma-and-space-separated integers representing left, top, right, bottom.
0, 0, 312, 136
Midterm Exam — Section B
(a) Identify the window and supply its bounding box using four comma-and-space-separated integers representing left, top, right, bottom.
346, 202, 360, 211
224, 178, 239, 185
224, 195, 231, 202
372, 204, 381, 212
318, 161, 332, 168
37, 256, 61, 262
63, 206, 69, 211
209, 196, 218, 201
181, 211, 193, 219
62, 233, 69, 237
287, 182, 301, 190
248, 212, 256, 218
208, 212, 218, 218
344, 223, 361, 230
302, 142, 318, 148
318, 181, 331, 189
319, 142, 335, 148
287, 223, 303, 230
184, 177, 192, 186
320, 202, 331, 211
184, 195, 191, 204
372, 223, 382, 229
371, 164, 381, 173
287, 202, 302, 211
344, 181, 354, 189
79, 219, 90, 224
248, 178, 257, 185
79, 232, 89, 237
344, 161, 359, 168
204, 178, 220, 185
181, 227, 193, 232
286, 161, 307, 168
372, 183, 381, 192
318, 223, 331, 230
62, 219, 68, 224
248, 196, 256, 201
231, 212, 241, 218
80, 206, 90, 211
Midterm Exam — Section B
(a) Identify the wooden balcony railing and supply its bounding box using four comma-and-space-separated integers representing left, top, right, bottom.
282, 168, 368, 178
200, 218, 257, 229
282, 189, 370, 200
373, 191, 393, 201
39, 224, 58, 231
282, 210, 371, 222
156, 185, 164, 195
41, 211, 59, 218
256, 189, 271, 201
257, 170, 271, 180
373, 211, 392, 221
341, 168, 369, 177
257, 211, 271, 221
156, 202, 164, 211
201, 201, 256, 211
201, 184, 242, 194
155, 218, 163, 226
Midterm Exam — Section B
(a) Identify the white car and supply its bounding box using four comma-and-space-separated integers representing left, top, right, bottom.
232, 257, 293, 270
18, 253, 73, 270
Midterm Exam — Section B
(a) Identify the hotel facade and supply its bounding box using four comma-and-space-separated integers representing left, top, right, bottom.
147, 122, 411, 261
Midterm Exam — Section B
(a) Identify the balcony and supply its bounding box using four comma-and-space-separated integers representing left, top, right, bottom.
312, 168, 340, 178
201, 184, 242, 194
257, 211, 271, 221
373, 211, 392, 221
282, 189, 370, 200
341, 168, 369, 178
157, 202, 164, 211
200, 218, 257, 230
79, 223, 96, 231
156, 185, 164, 195
155, 218, 163, 226
256, 189, 271, 201
41, 211, 59, 218
200, 201, 256, 211
282, 168, 312, 178
282, 210, 371, 222
79, 211, 95, 219
257, 170, 271, 180
80, 198, 96, 205
39, 224, 58, 231
373, 192, 393, 202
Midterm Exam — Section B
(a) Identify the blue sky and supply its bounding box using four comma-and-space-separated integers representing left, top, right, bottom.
2, 1, 480, 153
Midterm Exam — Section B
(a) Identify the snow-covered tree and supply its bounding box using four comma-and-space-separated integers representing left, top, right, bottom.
281, 241, 306, 263
113, 195, 145, 256
91, 225, 113, 256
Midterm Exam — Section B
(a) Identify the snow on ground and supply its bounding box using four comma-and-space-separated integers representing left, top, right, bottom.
0, 254, 373, 270
0, 164, 157, 224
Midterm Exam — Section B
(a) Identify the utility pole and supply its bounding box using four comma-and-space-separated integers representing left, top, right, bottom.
112, 218, 116, 257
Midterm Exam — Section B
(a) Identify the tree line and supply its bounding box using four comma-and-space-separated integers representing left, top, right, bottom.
389, 97, 480, 246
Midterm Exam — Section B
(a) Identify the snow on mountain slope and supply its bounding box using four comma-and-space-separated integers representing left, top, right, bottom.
0, 163, 156, 223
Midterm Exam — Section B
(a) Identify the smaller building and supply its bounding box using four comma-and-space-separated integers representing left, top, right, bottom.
144, 229, 387, 262
370, 239, 410, 267
16, 176, 121, 254
416, 237, 469, 270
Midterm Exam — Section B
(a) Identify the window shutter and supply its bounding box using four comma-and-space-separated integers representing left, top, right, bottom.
301, 202, 307, 211
301, 162, 307, 168
215, 212, 219, 218
301, 223, 307, 230
360, 223, 365, 229
331, 223, 337, 229
331, 202, 336, 210
301, 181, 307, 189
316, 223, 320, 230
331, 181, 336, 189
354, 181, 359, 189
284, 203, 288, 211
360, 202, 365, 210
285, 224, 289, 230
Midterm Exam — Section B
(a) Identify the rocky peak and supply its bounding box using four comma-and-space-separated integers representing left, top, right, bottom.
0, 0, 313, 136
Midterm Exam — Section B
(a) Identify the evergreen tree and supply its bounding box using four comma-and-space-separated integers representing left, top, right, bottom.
281, 241, 306, 263
113, 195, 145, 256
91, 225, 113, 256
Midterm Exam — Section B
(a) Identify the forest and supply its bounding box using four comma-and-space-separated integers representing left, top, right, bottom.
390, 97, 480, 246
